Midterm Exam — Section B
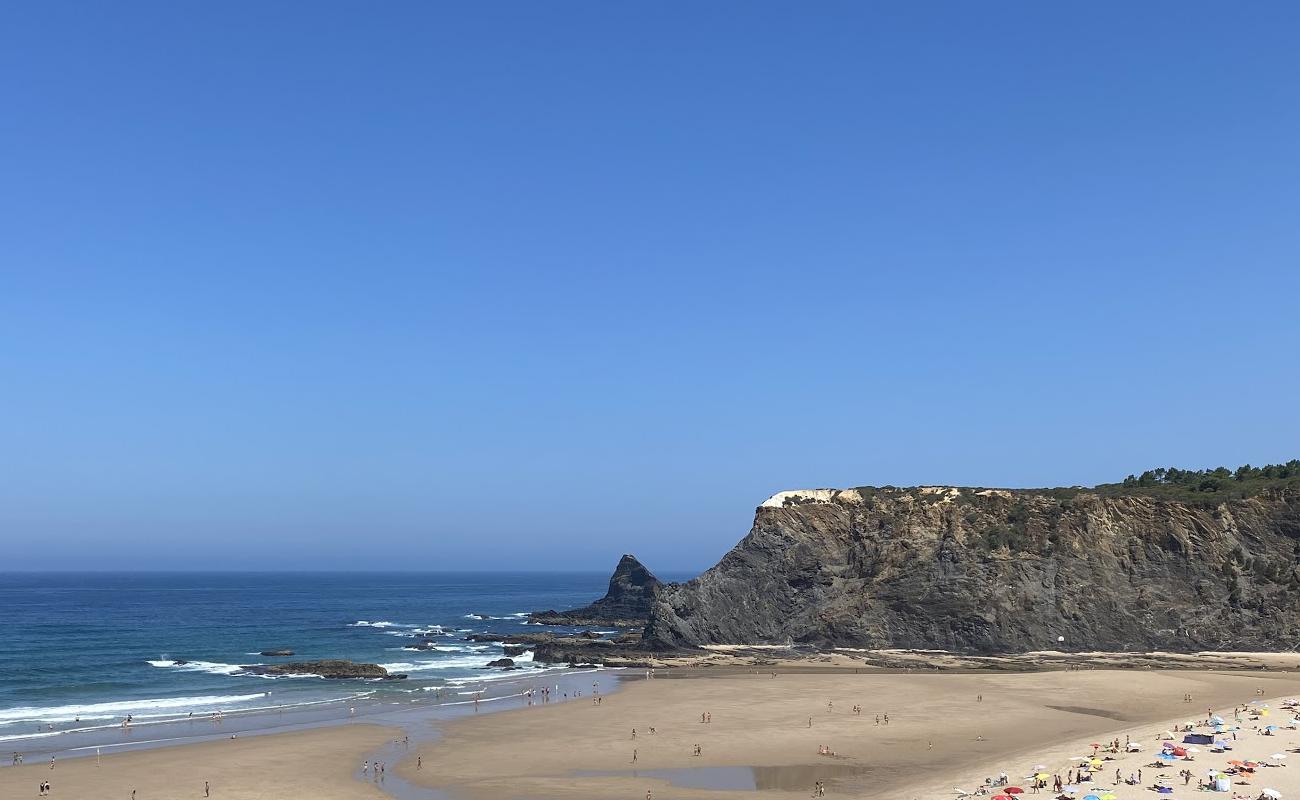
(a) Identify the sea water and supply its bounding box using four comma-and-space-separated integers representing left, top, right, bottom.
0, 571, 684, 747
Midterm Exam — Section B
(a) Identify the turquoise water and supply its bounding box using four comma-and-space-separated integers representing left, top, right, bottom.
0, 571, 684, 748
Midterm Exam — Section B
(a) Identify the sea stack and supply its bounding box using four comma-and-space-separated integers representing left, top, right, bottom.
529, 554, 664, 627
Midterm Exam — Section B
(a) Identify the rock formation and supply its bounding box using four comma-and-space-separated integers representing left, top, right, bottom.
242, 660, 402, 679
644, 486, 1300, 653
530, 554, 664, 627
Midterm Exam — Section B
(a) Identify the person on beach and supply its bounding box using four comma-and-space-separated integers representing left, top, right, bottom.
363, 760, 369, 774
50, 756, 55, 769
204, 780, 210, 797
632, 748, 638, 763
417, 756, 423, 770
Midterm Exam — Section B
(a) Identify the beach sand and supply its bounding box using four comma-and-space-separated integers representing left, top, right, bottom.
11, 658, 1300, 800
0, 723, 397, 800
399, 665, 1300, 800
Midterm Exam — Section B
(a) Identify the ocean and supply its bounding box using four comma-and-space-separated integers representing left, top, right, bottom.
0, 571, 688, 750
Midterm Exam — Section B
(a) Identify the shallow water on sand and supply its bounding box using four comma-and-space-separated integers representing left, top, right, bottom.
574, 762, 871, 791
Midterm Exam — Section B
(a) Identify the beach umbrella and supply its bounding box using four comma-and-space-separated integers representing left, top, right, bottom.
1082, 795, 1100, 800
1005, 788, 1024, 794
1262, 789, 1281, 799
1101, 793, 1116, 800
1157, 753, 1175, 761
1036, 773, 1051, 780
991, 795, 1013, 800
1211, 715, 1225, 725
1266, 725, 1279, 732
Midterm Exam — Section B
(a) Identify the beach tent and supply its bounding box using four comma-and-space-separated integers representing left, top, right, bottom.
1215, 776, 1231, 792
1183, 733, 1214, 744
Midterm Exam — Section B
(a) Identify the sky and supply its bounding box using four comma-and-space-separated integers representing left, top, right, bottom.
1, 3, 1298, 572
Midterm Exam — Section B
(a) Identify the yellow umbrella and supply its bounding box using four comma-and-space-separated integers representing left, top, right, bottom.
1101, 794, 1117, 800
1037, 774, 1051, 780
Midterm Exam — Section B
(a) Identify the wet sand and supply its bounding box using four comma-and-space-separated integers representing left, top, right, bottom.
0, 724, 398, 800
399, 666, 1300, 800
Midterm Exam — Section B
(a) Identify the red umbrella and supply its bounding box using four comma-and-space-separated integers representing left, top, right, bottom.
1006, 789, 1024, 794
993, 795, 1014, 800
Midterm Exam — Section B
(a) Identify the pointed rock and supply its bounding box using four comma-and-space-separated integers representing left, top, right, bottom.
530, 554, 664, 627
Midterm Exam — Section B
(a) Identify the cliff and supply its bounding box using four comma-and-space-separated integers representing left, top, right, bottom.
644, 486, 1300, 653
530, 554, 664, 627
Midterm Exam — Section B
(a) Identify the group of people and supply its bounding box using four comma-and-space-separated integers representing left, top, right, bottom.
361, 759, 386, 781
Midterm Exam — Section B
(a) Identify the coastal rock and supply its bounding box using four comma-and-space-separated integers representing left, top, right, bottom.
486, 658, 515, 668
259, 649, 294, 657
643, 486, 1300, 653
242, 660, 401, 679
502, 645, 529, 657
464, 632, 558, 645
529, 554, 665, 627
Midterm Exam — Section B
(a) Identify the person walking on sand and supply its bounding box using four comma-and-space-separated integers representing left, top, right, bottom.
204, 780, 210, 797
417, 756, 422, 770
632, 749, 638, 764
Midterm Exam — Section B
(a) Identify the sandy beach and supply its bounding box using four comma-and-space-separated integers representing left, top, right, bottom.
398, 663, 1300, 800
10, 658, 1300, 800
0, 724, 398, 800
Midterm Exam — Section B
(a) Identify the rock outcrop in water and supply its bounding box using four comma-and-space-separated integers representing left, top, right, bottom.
530, 554, 664, 627
644, 486, 1300, 653
243, 660, 402, 679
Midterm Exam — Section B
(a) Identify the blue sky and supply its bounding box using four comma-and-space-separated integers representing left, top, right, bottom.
2, 3, 1297, 571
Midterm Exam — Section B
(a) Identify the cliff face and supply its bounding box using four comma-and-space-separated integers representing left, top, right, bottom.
644, 487, 1300, 653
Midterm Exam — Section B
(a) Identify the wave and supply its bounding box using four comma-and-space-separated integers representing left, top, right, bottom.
146, 659, 248, 676
377, 654, 499, 673
0, 693, 271, 726
349, 620, 409, 628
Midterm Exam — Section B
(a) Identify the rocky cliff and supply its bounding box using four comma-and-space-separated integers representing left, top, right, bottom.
531, 554, 664, 627
644, 486, 1300, 653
